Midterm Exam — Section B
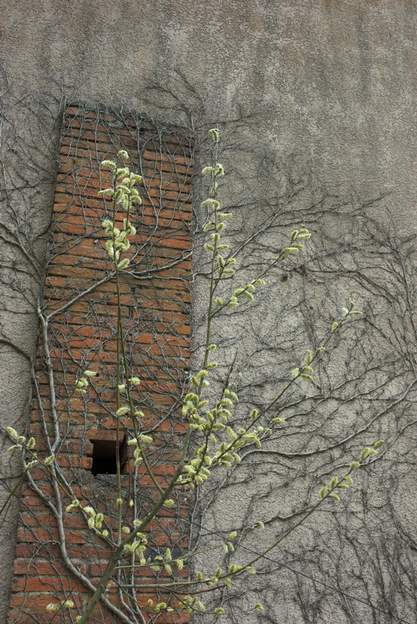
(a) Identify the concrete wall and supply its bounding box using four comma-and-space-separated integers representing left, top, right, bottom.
1, 1, 417, 621
2, 1, 417, 213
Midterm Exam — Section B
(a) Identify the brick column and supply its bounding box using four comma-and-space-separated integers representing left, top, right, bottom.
9, 104, 193, 624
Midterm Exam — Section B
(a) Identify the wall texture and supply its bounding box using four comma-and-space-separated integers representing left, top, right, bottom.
1, 1, 417, 622
1, 0, 417, 210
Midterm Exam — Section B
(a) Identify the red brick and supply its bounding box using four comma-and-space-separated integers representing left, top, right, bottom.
10, 103, 193, 624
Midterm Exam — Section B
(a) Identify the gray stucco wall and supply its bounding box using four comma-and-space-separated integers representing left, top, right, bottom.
1, 1, 417, 621
2, 0, 417, 208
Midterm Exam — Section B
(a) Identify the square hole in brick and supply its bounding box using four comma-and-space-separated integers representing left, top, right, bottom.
91, 435, 127, 476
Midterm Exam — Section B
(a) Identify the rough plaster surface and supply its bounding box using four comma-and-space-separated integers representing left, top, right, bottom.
1, 0, 417, 620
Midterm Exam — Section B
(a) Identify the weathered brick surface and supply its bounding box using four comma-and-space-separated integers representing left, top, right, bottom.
9, 105, 193, 623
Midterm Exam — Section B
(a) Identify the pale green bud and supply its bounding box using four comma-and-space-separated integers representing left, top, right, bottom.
5, 426, 18, 441
163, 499, 175, 508
117, 149, 130, 162
102, 219, 113, 231
138, 434, 153, 445
95, 513, 104, 528
66, 499, 80, 513
100, 160, 116, 171
319, 486, 328, 499
98, 188, 114, 198
24, 460, 38, 471
201, 198, 220, 210
130, 174, 143, 186
208, 128, 220, 143
373, 439, 384, 449
117, 258, 130, 270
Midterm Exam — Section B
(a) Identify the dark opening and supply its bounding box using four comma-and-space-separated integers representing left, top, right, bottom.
91, 436, 127, 476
